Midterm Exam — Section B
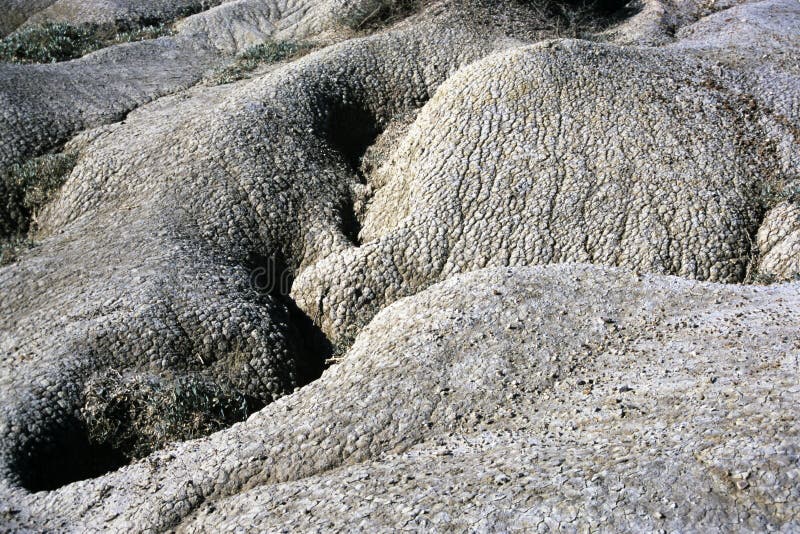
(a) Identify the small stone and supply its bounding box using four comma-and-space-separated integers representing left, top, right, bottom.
494, 474, 511, 485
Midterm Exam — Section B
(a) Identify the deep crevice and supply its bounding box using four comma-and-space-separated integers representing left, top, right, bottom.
245, 251, 334, 383
11, 251, 334, 492
285, 296, 335, 384
324, 103, 382, 172
341, 196, 364, 247
322, 101, 385, 247
13, 416, 127, 493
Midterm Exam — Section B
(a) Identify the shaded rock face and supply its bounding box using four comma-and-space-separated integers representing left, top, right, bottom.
0, 0, 58, 36
0, 0, 799, 531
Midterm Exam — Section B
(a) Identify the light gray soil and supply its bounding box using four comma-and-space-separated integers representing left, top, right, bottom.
0, 0, 798, 530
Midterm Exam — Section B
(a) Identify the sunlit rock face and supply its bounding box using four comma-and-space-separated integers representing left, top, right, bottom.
0, 0, 798, 531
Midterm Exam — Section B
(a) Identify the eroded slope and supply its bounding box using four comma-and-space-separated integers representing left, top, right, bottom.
3, 265, 798, 530
0, 0, 798, 530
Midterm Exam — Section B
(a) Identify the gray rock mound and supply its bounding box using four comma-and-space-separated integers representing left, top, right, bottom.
0, 3, 526, 493
0, 0, 401, 171
3, 265, 798, 530
757, 200, 800, 281
294, 2, 800, 342
0, 0, 798, 530
20, 0, 229, 32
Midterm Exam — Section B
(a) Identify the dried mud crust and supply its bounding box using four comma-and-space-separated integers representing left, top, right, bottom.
0, 0, 798, 530
3, 264, 800, 531
293, 3, 800, 342
0, 0, 426, 171
0, 8, 513, 493
0, 0, 657, 494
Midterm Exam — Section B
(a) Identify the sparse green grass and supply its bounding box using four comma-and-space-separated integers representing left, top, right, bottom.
0, 152, 77, 265
761, 180, 800, 208
0, 23, 101, 63
82, 371, 263, 460
209, 41, 311, 85
0, 22, 174, 64
1, 152, 78, 238
111, 24, 174, 45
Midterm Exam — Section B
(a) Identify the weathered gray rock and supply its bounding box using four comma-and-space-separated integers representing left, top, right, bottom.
758, 200, 800, 281
0, 0, 398, 170
0, 0, 798, 531
3, 265, 799, 531
0, 0, 57, 36
20, 0, 228, 31
0, 3, 517, 494
293, 0, 800, 343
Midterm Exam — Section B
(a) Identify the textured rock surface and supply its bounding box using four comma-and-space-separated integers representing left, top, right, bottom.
294, 0, 800, 342
0, 13, 509, 492
2, 265, 800, 530
0, 0, 394, 170
0, 0, 57, 36
1, 0, 799, 530
757, 200, 800, 281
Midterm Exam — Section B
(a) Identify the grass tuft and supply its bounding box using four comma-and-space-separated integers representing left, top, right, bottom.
0, 23, 101, 63
82, 371, 264, 461
0, 152, 78, 238
0, 22, 174, 64
354, 0, 427, 30
209, 41, 311, 85
0, 152, 77, 265
761, 179, 800, 208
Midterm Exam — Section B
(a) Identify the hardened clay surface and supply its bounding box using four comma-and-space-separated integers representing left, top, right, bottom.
0, 0, 798, 531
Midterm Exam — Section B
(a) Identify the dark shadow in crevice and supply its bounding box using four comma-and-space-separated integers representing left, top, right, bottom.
323, 103, 382, 173
321, 102, 384, 247
340, 196, 364, 247
285, 296, 334, 385
13, 416, 127, 493
245, 251, 333, 384
246, 250, 295, 298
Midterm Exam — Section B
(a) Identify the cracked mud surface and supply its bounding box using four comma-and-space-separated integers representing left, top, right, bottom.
0, 0, 798, 530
